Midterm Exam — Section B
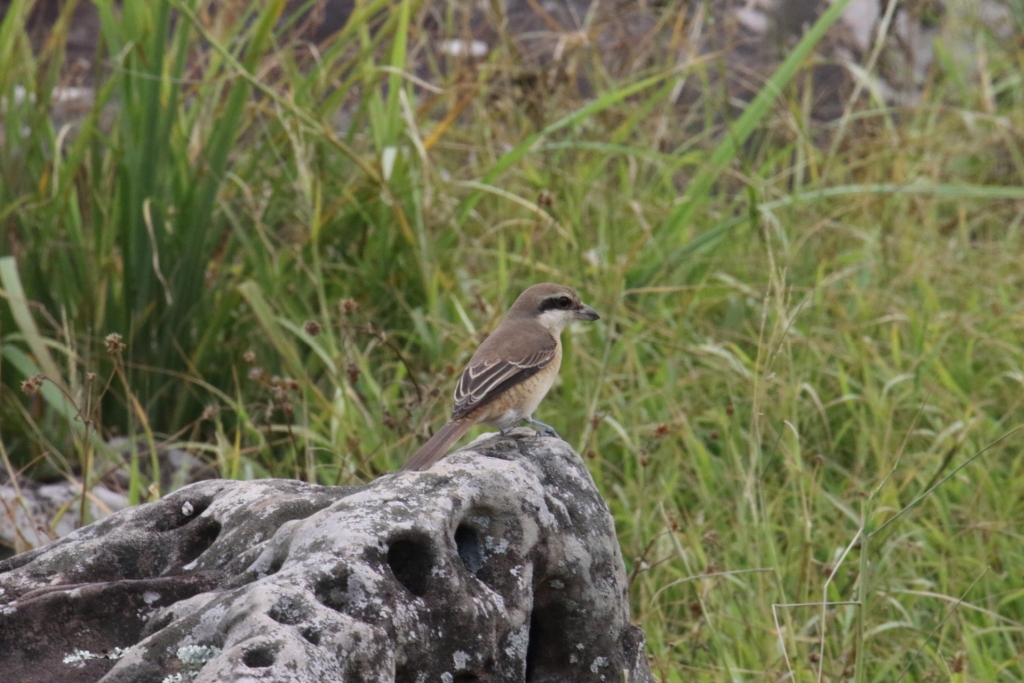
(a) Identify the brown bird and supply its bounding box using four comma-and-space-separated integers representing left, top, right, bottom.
400, 283, 600, 472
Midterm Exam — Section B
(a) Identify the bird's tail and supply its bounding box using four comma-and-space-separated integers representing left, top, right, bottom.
400, 419, 473, 472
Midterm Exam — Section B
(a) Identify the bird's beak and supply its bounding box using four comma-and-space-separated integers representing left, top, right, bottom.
575, 303, 600, 321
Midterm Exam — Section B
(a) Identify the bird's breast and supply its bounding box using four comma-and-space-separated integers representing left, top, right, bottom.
476, 339, 562, 427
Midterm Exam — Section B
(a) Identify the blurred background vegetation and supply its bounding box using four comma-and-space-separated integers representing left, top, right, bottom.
3, 0, 1024, 679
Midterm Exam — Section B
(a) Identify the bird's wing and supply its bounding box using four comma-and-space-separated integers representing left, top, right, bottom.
451, 343, 557, 421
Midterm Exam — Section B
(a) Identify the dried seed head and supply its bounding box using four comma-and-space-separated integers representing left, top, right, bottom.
201, 405, 220, 421
243, 350, 257, 364
346, 363, 360, 385
105, 332, 126, 354
247, 366, 265, 381
338, 298, 359, 315
20, 375, 44, 395
85, 372, 97, 382
471, 291, 488, 313
303, 320, 321, 337
654, 423, 670, 438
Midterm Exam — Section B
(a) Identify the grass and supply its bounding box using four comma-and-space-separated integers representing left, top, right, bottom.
3, 0, 1024, 679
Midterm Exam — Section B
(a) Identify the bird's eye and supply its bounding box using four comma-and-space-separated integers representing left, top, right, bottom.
556, 296, 571, 309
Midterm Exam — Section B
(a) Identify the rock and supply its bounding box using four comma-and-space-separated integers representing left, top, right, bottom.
0, 439, 218, 558
0, 429, 654, 682
0, 475, 131, 555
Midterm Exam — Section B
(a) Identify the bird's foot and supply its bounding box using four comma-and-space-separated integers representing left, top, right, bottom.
526, 418, 560, 439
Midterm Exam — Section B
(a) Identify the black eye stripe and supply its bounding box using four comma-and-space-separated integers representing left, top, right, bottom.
539, 296, 574, 312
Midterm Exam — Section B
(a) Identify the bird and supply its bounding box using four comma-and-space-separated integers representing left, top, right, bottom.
400, 283, 600, 472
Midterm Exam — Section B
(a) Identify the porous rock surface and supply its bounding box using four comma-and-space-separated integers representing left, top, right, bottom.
0, 429, 653, 682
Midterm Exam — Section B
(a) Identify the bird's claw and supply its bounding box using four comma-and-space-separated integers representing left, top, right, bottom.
526, 418, 560, 440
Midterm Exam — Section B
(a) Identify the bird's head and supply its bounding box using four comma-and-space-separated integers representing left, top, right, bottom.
508, 283, 600, 332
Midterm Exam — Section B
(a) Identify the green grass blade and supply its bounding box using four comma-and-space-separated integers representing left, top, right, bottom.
0, 0, 30, 76
0, 256, 66, 391
383, 0, 413, 146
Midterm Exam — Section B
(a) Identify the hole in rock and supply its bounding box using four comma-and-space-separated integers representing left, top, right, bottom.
524, 612, 544, 681
454, 674, 480, 682
155, 496, 213, 531
299, 626, 321, 645
387, 536, 432, 597
313, 566, 351, 612
178, 517, 222, 565
242, 644, 276, 668
524, 591, 571, 681
262, 543, 291, 577
455, 524, 484, 575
